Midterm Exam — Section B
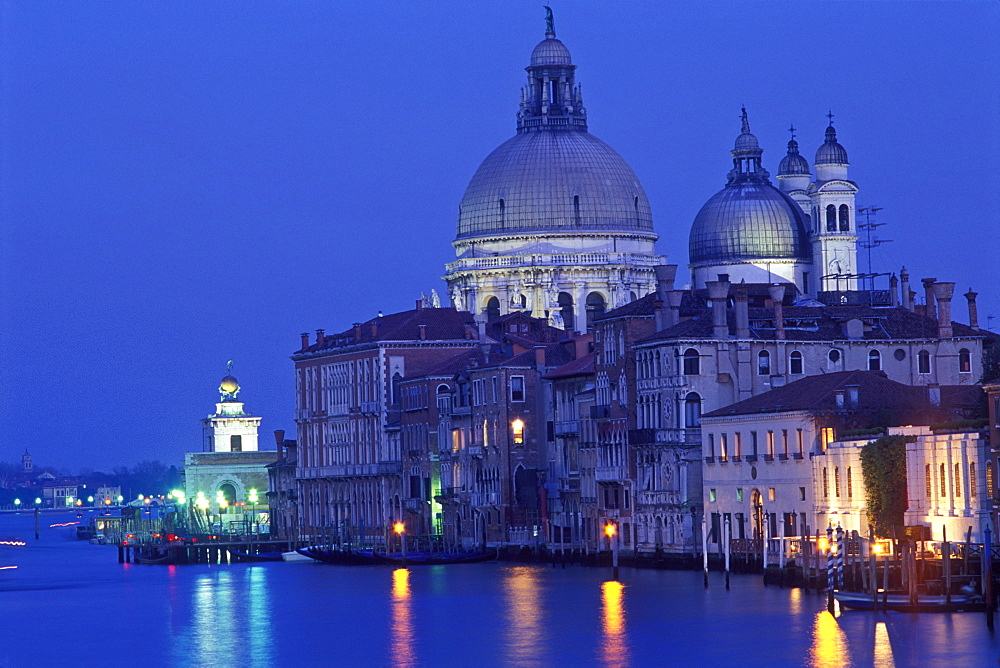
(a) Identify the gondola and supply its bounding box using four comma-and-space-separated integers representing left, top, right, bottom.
228, 549, 284, 563
295, 546, 382, 565
834, 590, 987, 613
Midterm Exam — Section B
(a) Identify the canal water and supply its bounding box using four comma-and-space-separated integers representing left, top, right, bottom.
1, 511, 997, 667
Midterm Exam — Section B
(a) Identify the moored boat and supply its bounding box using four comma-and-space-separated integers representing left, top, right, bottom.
834, 590, 987, 613
229, 549, 284, 563
296, 546, 381, 565
370, 550, 497, 566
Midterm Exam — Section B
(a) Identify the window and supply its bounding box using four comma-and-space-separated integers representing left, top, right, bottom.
782, 430, 789, 458
799, 487, 806, 501
757, 350, 771, 376
868, 350, 881, 371
796, 429, 804, 458
829, 349, 841, 364
720, 433, 728, 461
834, 467, 841, 497
894, 349, 906, 361
917, 350, 931, 374
925, 464, 932, 498
971, 463, 977, 498
558, 292, 575, 332
707, 433, 715, 459
839, 204, 850, 231
989, 462, 995, 497
585, 292, 606, 329
491, 377, 498, 403
751, 431, 759, 458
785, 351, 801, 375
510, 376, 525, 402
734, 432, 743, 458
959, 348, 971, 373
709, 489, 717, 503
684, 393, 702, 428
826, 204, 836, 232
940, 463, 947, 497
955, 463, 962, 498
847, 467, 853, 498
768, 488, 776, 502
230, 435, 242, 453
485, 296, 501, 321
823, 468, 829, 498
736, 488, 744, 502
766, 431, 775, 459
683, 349, 700, 375
511, 419, 525, 445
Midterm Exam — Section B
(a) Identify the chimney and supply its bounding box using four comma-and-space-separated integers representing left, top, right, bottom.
654, 264, 678, 302
965, 289, 980, 330
316, 329, 325, 346
574, 334, 590, 360
464, 324, 475, 340
845, 384, 859, 409
300, 332, 309, 350
768, 285, 786, 341
706, 280, 730, 339
418, 324, 427, 341
273, 429, 285, 446
932, 282, 955, 338
889, 274, 899, 307
353, 323, 362, 340
834, 389, 845, 409
415, 299, 424, 311
734, 286, 750, 338
371, 322, 378, 338
535, 346, 546, 372
900, 267, 912, 311
666, 290, 683, 328
922, 277, 937, 320
927, 384, 941, 407
477, 317, 490, 354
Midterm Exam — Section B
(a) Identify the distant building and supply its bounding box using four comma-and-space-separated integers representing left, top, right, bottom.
183, 367, 277, 529
266, 430, 299, 540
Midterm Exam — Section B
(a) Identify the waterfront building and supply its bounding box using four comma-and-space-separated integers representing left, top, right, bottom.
183, 368, 277, 529
698, 370, 988, 544
265, 430, 299, 540
443, 17, 664, 330
984, 381, 1000, 531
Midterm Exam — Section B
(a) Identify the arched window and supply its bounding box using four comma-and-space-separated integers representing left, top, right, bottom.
970, 463, 977, 498
925, 464, 932, 498
757, 350, 771, 375
558, 292, 575, 331
959, 348, 971, 373
573, 195, 581, 225
485, 296, 500, 322
498, 198, 505, 228
826, 204, 837, 232
955, 463, 962, 498
585, 292, 606, 329
683, 349, 700, 376
868, 350, 881, 371
940, 463, 947, 497
847, 467, 852, 498
838, 204, 850, 231
684, 392, 701, 428
789, 351, 803, 375
834, 467, 841, 497
391, 372, 403, 405
917, 350, 931, 374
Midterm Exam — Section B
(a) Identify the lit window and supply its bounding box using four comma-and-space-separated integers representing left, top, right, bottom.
847, 467, 852, 498
736, 488, 744, 502
768, 488, 776, 502
959, 348, 971, 373
955, 463, 962, 498
926, 464, 932, 498
511, 419, 525, 445
834, 467, 841, 497
821, 427, 834, 452
823, 468, 829, 498
940, 463, 947, 497
709, 489, 717, 503
971, 463, 977, 498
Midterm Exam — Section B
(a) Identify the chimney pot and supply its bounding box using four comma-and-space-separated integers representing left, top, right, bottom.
273, 429, 285, 446
932, 282, 955, 338
300, 332, 309, 350
734, 287, 750, 338
654, 264, 678, 302
706, 280, 731, 339
316, 329, 325, 345
768, 285, 786, 340
921, 278, 938, 320
418, 324, 427, 341
900, 268, 912, 311
965, 289, 980, 330
371, 322, 378, 337
889, 274, 899, 307
415, 299, 423, 311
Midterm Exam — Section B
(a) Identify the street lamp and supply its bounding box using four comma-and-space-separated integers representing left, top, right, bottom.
394, 522, 406, 561
605, 522, 619, 580
13, 499, 20, 508
248, 489, 259, 535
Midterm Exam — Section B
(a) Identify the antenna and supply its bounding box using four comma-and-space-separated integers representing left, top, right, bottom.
857, 206, 891, 294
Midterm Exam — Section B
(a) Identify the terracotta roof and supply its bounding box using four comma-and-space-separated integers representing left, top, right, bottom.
544, 352, 595, 379
297, 307, 478, 354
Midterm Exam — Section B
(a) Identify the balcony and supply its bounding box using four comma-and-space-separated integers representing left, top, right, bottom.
404, 498, 426, 511
763, 455, 774, 462
591, 405, 611, 420
377, 462, 402, 475
596, 465, 627, 482
793, 453, 804, 460
636, 490, 677, 507
467, 444, 484, 457
554, 420, 580, 437
628, 428, 657, 445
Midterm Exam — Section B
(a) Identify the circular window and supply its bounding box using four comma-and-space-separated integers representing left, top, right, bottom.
894, 349, 906, 361
828, 349, 841, 363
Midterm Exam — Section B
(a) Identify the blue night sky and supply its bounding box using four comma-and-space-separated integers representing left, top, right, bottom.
1, 2, 997, 472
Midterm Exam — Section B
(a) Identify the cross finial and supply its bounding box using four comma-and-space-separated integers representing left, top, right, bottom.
826, 110, 835, 125
544, 6, 555, 37
788, 124, 796, 140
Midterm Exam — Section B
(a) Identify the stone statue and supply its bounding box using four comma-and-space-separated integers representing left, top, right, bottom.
549, 309, 565, 330
430, 289, 441, 308
544, 6, 554, 36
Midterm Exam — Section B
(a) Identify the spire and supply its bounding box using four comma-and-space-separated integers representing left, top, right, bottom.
519, 13, 586, 133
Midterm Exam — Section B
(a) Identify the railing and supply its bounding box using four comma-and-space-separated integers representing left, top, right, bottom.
596, 465, 627, 481
554, 420, 580, 436
446, 251, 660, 273
591, 405, 611, 420
404, 498, 426, 511
466, 445, 484, 457
636, 490, 677, 506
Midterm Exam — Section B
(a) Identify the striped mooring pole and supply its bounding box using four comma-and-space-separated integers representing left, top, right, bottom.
836, 525, 845, 590
826, 525, 835, 613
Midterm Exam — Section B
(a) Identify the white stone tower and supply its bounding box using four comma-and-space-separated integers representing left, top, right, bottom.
201, 362, 261, 453
808, 115, 859, 294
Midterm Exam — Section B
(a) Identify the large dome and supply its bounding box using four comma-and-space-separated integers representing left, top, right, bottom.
689, 183, 810, 263
456, 130, 654, 240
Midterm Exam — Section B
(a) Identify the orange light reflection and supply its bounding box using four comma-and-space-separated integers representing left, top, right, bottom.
390, 568, 415, 667
504, 566, 542, 665
873, 621, 895, 667
600, 580, 629, 667
809, 611, 851, 668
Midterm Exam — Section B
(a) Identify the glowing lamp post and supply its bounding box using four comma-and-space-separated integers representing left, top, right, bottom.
605, 522, 619, 581
248, 489, 259, 535
34, 498, 41, 540
394, 522, 407, 563
13, 499, 20, 508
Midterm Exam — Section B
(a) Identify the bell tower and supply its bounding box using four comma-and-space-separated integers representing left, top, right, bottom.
808, 113, 859, 294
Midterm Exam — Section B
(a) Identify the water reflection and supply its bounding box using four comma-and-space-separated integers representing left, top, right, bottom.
390, 568, 416, 667
504, 566, 544, 665
600, 580, 629, 667
873, 621, 895, 667
788, 586, 802, 615
246, 566, 273, 664
809, 611, 851, 668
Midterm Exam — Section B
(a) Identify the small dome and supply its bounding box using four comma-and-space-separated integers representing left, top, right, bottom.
734, 132, 759, 152
530, 37, 572, 66
689, 183, 810, 263
219, 375, 239, 395
778, 139, 811, 176
815, 125, 848, 164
